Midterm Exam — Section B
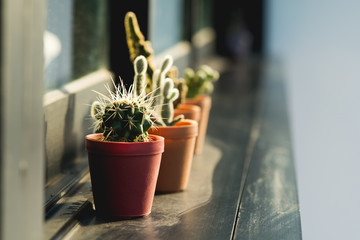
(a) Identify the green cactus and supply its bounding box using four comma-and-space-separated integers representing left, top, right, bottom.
91, 100, 152, 142
90, 56, 155, 142
133, 55, 147, 97
166, 66, 188, 108
150, 55, 184, 126
184, 65, 220, 99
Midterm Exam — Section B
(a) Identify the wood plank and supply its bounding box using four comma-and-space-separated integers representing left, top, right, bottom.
234, 63, 302, 240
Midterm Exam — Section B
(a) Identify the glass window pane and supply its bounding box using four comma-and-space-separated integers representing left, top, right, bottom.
45, 0, 73, 90
150, 0, 184, 53
43, 0, 109, 205
194, 0, 214, 32
44, 0, 108, 91
73, 0, 108, 79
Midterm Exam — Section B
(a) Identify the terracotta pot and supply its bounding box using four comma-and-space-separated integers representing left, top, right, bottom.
148, 119, 198, 192
174, 103, 201, 123
85, 133, 164, 218
185, 94, 212, 154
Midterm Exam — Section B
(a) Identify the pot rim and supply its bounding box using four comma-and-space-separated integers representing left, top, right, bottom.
174, 104, 201, 114
185, 94, 212, 109
86, 133, 164, 156
176, 103, 201, 111
149, 119, 198, 139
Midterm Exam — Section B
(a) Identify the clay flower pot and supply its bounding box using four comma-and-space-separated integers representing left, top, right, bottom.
185, 94, 212, 154
148, 119, 198, 192
174, 103, 201, 123
85, 133, 164, 218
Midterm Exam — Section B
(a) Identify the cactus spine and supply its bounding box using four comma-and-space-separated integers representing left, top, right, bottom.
184, 65, 220, 99
90, 56, 154, 142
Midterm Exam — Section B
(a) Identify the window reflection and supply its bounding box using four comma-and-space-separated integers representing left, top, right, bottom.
44, 0, 73, 90
150, 0, 184, 53
44, 0, 108, 91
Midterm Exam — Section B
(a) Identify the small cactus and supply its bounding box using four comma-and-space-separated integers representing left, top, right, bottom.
90, 56, 155, 142
166, 66, 188, 108
150, 55, 184, 126
184, 65, 220, 99
133, 55, 147, 97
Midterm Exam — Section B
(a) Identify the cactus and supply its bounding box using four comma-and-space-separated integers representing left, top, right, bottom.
124, 11, 155, 92
184, 65, 220, 99
133, 55, 147, 97
124, 11, 184, 102
124, 11, 219, 101
166, 66, 188, 108
90, 56, 155, 142
150, 55, 184, 126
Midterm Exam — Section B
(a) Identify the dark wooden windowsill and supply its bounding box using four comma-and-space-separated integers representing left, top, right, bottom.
44, 58, 302, 240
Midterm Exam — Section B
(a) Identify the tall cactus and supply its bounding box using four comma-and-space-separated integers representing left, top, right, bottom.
150, 55, 184, 126
184, 65, 220, 99
124, 11, 155, 92
90, 56, 154, 142
124, 11, 188, 104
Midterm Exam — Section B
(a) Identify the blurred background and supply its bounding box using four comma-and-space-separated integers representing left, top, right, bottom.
214, 1, 360, 237
266, 1, 360, 239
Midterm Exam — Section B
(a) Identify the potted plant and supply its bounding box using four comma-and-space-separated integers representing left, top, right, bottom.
85, 56, 164, 218
166, 65, 201, 122
183, 65, 219, 154
145, 55, 198, 193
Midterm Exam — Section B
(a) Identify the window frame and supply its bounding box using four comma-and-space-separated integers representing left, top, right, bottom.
1, 0, 45, 239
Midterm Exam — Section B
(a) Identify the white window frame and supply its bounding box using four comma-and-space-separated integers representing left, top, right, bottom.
1, 0, 45, 239
1, 1, 113, 239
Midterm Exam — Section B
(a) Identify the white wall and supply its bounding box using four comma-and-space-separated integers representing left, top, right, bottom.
266, 1, 360, 239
